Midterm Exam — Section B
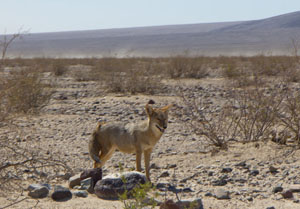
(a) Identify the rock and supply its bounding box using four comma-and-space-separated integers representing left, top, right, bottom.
51, 185, 72, 201
205, 192, 213, 197
266, 207, 276, 209
281, 190, 293, 199
73, 190, 88, 198
160, 171, 170, 178
215, 188, 230, 200
80, 167, 102, 192
68, 173, 81, 188
58, 172, 73, 180
272, 186, 283, 193
80, 178, 92, 191
182, 187, 193, 192
269, 166, 278, 174
94, 171, 147, 199
166, 164, 177, 169
221, 167, 233, 173
28, 184, 49, 198
28, 183, 51, 191
249, 170, 259, 176
208, 171, 214, 176
211, 179, 227, 186
235, 161, 247, 168
289, 185, 300, 193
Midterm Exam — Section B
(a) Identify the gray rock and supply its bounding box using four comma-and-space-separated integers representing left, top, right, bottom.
73, 190, 88, 198
94, 171, 147, 200
289, 185, 300, 193
212, 179, 227, 186
159, 171, 170, 178
80, 177, 92, 191
68, 173, 81, 188
28, 183, 51, 191
28, 184, 49, 198
272, 186, 283, 193
80, 167, 102, 191
249, 170, 259, 176
215, 188, 230, 199
269, 166, 279, 174
221, 167, 233, 173
51, 185, 72, 201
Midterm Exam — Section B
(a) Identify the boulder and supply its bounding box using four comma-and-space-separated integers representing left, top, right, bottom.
94, 171, 147, 200
28, 184, 49, 198
80, 167, 102, 190
51, 185, 72, 201
68, 173, 81, 188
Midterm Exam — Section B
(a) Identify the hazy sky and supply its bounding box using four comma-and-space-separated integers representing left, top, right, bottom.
0, 0, 299, 34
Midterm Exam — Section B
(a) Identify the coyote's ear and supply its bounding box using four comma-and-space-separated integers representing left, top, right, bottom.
145, 104, 154, 116
161, 104, 173, 112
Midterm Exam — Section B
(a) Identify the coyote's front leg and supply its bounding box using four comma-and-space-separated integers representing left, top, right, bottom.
136, 150, 142, 172
144, 148, 152, 181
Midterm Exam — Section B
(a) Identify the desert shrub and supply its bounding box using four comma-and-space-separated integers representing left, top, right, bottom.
176, 84, 286, 148
120, 181, 157, 209
228, 86, 284, 142
166, 56, 209, 79
176, 87, 232, 149
50, 61, 68, 76
277, 88, 300, 143
1, 68, 52, 114
105, 67, 161, 95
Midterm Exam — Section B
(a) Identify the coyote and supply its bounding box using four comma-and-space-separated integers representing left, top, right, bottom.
89, 100, 172, 180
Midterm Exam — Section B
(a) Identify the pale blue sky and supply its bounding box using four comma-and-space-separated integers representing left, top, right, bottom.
0, 0, 299, 34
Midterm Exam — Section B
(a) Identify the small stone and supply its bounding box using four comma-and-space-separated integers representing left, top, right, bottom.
269, 166, 278, 174
208, 171, 214, 176
221, 167, 233, 173
183, 187, 193, 192
235, 161, 247, 167
289, 185, 300, 193
272, 186, 283, 193
212, 179, 227, 186
159, 171, 170, 178
166, 164, 177, 169
73, 190, 88, 198
51, 185, 72, 201
205, 192, 213, 197
249, 170, 259, 176
215, 188, 230, 199
266, 207, 275, 209
281, 190, 293, 199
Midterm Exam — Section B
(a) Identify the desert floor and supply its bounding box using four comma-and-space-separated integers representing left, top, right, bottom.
1, 70, 300, 209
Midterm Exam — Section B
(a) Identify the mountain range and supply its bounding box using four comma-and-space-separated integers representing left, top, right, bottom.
4, 11, 300, 57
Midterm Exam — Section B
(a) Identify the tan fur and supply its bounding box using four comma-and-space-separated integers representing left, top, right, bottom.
89, 101, 172, 180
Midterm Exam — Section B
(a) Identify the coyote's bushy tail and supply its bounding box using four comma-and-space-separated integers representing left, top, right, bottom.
89, 122, 103, 166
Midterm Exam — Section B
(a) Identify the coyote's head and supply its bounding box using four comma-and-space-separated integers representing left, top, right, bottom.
145, 100, 172, 134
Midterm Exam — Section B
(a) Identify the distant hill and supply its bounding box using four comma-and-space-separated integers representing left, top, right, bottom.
3, 11, 300, 57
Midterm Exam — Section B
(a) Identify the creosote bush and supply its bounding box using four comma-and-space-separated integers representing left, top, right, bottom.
1, 68, 52, 114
